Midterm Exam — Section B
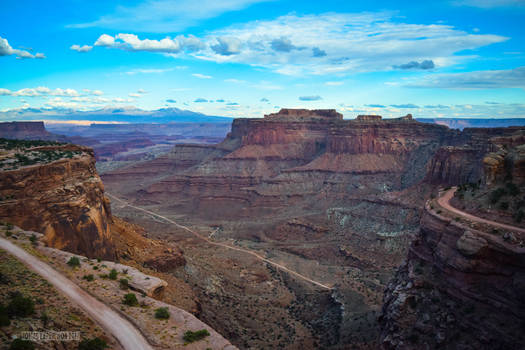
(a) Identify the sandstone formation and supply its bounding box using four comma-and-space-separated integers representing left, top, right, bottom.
0, 121, 55, 140
0, 142, 115, 259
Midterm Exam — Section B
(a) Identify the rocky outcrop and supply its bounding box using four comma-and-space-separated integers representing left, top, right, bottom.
0, 121, 54, 140
379, 200, 525, 349
0, 143, 115, 259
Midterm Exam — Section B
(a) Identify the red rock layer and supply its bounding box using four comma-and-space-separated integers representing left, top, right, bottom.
0, 145, 115, 259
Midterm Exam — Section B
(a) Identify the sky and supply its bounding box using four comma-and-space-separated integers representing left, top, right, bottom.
1, 0, 525, 121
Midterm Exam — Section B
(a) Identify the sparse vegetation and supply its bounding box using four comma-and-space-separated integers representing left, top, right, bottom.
183, 329, 210, 343
0, 304, 10, 327
7, 293, 34, 317
29, 234, 37, 245
108, 269, 118, 280
514, 210, 524, 223
78, 337, 108, 350
122, 293, 138, 307
490, 188, 506, 204
119, 278, 129, 290
9, 339, 34, 350
154, 307, 170, 320
83, 274, 94, 282
67, 257, 81, 267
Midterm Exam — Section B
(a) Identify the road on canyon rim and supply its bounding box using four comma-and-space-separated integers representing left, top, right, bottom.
0, 237, 153, 350
438, 187, 525, 234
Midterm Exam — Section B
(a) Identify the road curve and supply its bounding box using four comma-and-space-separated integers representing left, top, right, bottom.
0, 237, 153, 350
438, 187, 525, 234
106, 193, 332, 290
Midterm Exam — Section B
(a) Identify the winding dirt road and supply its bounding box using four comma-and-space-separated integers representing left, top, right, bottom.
438, 187, 525, 234
106, 193, 332, 290
0, 237, 153, 350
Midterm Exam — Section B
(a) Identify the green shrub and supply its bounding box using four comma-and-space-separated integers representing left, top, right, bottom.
490, 188, 506, 204
119, 278, 129, 290
500, 202, 509, 210
515, 210, 524, 223
83, 274, 94, 282
29, 234, 37, 245
6, 223, 13, 230
78, 337, 107, 350
5, 231, 12, 237
154, 307, 170, 320
122, 293, 138, 307
506, 182, 520, 196
183, 329, 210, 343
108, 269, 118, 280
7, 294, 34, 317
9, 339, 34, 350
93, 266, 98, 270
0, 304, 10, 327
40, 311, 49, 327
67, 257, 81, 267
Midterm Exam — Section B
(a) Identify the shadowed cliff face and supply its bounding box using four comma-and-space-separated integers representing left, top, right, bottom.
379, 208, 525, 350
0, 143, 115, 259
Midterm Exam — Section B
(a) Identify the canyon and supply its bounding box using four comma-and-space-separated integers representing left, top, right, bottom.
99, 109, 525, 348
2, 110, 524, 349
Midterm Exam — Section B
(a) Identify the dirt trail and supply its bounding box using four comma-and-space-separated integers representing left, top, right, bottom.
438, 187, 525, 234
106, 193, 333, 290
0, 237, 153, 350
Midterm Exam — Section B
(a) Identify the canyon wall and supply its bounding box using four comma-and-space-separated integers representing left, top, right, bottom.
379, 204, 525, 349
0, 144, 115, 259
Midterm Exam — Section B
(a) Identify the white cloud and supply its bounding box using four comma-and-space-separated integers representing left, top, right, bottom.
92, 33, 203, 54
452, 0, 525, 8
87, 13, 507, 76
405, 66, 525, 89
70, 44, 93, 53
125, 68, 173, 75
129, 93, 141, 97
69, 0, 274, 32
194, 12, 507, 75
0, 36, 45, 59
325, 81, 344, 86
192, 73, 212, 79
0, 87, 107, 97
94, 34, 115, 47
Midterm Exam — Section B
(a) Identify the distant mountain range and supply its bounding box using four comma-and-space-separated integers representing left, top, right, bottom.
2, 107, 525, 130
0, 107, 233, 124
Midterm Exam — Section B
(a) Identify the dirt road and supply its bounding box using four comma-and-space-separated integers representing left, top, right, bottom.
0, 237, 153, 350
106, 193, 333, 290
438, 187, 525, 234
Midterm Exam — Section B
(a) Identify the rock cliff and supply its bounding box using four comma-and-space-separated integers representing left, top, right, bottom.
0, 140, 115, 259
379, 199, 525, 349
0, 121, 54, 140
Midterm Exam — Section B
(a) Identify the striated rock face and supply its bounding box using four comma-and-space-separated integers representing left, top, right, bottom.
379, 203, 525, 349
0, 143, 115, 259
483, 131, 525, 185
424, 127, 525, 186
0, 121, 54, 140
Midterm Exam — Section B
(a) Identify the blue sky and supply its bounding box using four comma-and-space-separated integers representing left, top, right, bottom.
1, 0, 524, 120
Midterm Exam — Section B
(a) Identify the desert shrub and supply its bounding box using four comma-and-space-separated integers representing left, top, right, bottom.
9, 339, 34, 350
515, 210, 525, 223
122, 293, 138, 306
119, 278, 129, 290
183, 329, 210, 343
29, 234, 37, 245
6, 223, 13, 230
0, 304, 10, 326
7, 294, 34, 317
506, 182, 520, 196
5, 231, 12, 237
108, 269, 118, 280
40, 311, 49, 327
67, 257, 80, 267
490, 188, 506, 204
83, 274, 94, 282
78, 337, 107, 350
154, 307, 170, 320
500, 202, 509, 210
